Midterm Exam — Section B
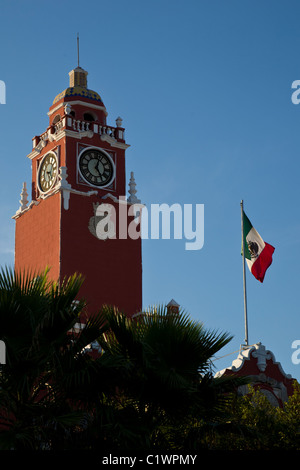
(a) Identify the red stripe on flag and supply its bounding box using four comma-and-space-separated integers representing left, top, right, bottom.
251, 243, 275, 283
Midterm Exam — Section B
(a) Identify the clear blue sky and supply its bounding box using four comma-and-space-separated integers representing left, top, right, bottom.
0, 0, 300, 381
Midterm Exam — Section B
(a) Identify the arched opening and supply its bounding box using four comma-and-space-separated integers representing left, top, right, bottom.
52, 114, 61, 125
84, 112, 97, 122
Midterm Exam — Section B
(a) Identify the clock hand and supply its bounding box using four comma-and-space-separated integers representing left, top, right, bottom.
97, 161, 104, 175
94, 161, 100, 176
45, 164, 53, 180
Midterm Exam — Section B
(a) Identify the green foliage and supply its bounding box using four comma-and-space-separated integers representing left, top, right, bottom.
0, 267, 124, 449
0, 268, 299, 450
94, 306, 248, 450
192, 383, 300, 450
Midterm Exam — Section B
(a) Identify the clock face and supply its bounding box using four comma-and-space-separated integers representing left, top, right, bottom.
79, 149, 114, 187
38, 153, 58, 193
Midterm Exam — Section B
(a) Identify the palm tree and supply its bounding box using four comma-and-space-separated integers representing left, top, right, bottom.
94, 306, 246, 450
0, 268, 246, 450
0, 267, 124, 450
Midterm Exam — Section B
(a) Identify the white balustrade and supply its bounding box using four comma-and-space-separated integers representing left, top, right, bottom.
98, 125, 115, 138
33, 118, 123, 146
71, 119, 90, 132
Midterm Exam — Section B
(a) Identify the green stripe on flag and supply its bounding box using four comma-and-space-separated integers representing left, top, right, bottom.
242, 211, 252, 260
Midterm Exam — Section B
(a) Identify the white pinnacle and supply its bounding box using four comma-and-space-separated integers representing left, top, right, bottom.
19, 182, 29, 211
128, 171, 141, 204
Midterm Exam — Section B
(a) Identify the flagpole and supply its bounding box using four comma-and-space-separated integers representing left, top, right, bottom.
241, 200, 249, 346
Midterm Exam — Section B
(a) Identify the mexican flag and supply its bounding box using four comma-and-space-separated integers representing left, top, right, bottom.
242, 211, 275, 283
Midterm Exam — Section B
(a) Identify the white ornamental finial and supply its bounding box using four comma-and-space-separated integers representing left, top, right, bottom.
128, 171, 141, 204
19, 182, 29, 211
116, 116, 123, 128
64, 103, 72, 115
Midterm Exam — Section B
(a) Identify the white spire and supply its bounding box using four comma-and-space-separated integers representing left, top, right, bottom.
128, 171, 141, 204
19, 182, 29, 212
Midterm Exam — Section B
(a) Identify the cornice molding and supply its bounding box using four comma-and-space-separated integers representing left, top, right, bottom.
48, 100, 108, 117
12, 200, 40, 219
27, 129, 129, 160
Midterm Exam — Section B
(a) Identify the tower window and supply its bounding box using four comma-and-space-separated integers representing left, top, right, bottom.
84, 112, 96, 122
52, 114, 61, 124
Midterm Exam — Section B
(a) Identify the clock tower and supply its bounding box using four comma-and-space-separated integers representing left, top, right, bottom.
13, 65, 142, 318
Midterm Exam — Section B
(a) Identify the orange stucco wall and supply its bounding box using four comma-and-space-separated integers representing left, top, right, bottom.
14, 192, 61, 282
60, 192, 142, 318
